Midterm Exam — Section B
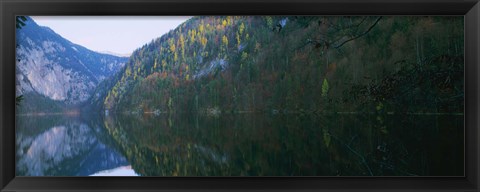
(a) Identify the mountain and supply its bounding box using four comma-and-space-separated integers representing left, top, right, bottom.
103, 16, 463, 114
16, 17, 128, 112
98, 51, 132, 58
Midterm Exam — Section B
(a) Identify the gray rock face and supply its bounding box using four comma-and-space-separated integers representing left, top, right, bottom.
16, 17, 128, 105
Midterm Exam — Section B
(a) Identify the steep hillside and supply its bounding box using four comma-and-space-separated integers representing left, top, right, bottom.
16, 17, 128, 112
104, 16, 463, 114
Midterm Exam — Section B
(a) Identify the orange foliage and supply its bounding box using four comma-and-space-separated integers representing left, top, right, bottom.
327, 62, 337, 74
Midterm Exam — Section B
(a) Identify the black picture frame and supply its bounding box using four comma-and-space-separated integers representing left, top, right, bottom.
1, 0, 479, 191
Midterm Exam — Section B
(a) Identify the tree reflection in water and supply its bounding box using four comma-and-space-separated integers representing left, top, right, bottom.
103, 113, 463, 176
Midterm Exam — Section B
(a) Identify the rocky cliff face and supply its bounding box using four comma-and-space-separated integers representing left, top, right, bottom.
16, 17, 128, 106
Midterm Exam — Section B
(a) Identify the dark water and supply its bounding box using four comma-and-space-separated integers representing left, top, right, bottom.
16, 113, 464, 176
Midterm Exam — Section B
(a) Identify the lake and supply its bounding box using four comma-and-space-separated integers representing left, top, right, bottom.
16, 112, 464, 176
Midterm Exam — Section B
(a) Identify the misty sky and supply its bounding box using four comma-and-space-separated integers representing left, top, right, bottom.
31, 16, 192, 56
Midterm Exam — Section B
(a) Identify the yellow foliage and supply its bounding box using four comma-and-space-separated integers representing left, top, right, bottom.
222, 19, 227, 27
169, 42, 176, 52
226, 16, 232, 25
239, 22, 245, 35
222, 35, 229, 47
153, 58, 158, 70
236, 32, 241, 46
179, 34, 185, 50
201, 36, 208, 48
198, 22, 205, 34
162, 59, 167, 69
189, 29, 196, 43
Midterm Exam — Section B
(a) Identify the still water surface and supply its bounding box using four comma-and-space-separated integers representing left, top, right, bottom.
16, 113, 463, 176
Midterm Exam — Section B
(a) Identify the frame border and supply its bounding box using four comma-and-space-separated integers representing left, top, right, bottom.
1, 0, 479, 191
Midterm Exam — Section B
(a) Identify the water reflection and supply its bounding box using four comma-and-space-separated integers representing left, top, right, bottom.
16, 115, 130, 176
103, 113, 464, 176
16, 113, 463, 176
90, 165, 138, 176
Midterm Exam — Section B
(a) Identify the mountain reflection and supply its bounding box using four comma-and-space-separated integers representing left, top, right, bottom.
16, 115, 129, 176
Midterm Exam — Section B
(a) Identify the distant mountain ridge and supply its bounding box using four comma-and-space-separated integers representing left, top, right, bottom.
98, 51, 132, 58
16, 17, 128, 111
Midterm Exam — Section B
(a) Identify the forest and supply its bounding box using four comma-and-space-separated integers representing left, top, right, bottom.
15, 15, 465, 177
99, 16, 464, 115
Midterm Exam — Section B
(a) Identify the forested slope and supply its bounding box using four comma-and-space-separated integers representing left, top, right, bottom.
103, 16, 463, 114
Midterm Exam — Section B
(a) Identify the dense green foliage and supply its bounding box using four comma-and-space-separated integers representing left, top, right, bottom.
103, 16, 463, 114
16, 92, 67, 114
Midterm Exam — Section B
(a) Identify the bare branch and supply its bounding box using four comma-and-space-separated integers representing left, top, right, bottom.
333, 16, 383, 49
